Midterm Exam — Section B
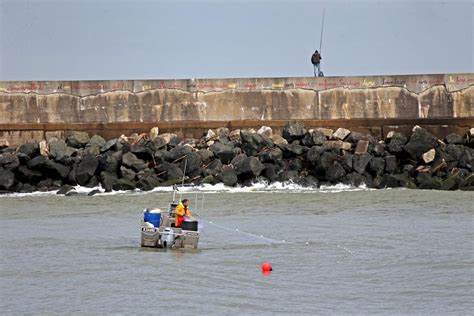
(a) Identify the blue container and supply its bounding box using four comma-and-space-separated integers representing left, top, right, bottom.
144, 210, 161, 227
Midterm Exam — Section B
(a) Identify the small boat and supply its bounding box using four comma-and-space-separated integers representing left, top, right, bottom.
140, 202, 200, 249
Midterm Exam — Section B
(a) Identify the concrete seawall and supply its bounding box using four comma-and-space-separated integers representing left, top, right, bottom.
1, 73, 473, 145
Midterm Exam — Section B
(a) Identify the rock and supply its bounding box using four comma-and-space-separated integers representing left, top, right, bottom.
66, 131, 90, 148
84, 145, 101, 156
39, 140, 49, 156
203, 159, 223, 177
46, 161, 70, 179
233, 156, 265, 178
99, 151, 122, 173
48, 139, 69, 160
270, 134, 288, 146
112, 178, 136, 191
75, 155, 99, 186
197, 149, 214, 164
340, 152, 353, 172
19, 183, 35, 193
152, 135, 169, 150
322, 140, 352, 151
167, 145, 193, 163
326, 163, 346, 182
0, 167, 15, 190
100, 171, 118, 192
353, 154, 372, 174
120, 165, 136, 181
279, 143, 309, 157
422, 149, 436, 164
343, 172, 366, 187
27, 156, 49, 169
180, 151, 202, 176
302, 130, 327, 147
88, 189, 101, 196
103, 139, 119, 152
136, 175, 161, 191
219, 165, 238, 186
168, 136, 182, 148
205, 129, 217, 141
404, 128, 437, 160
385, 155, 398, 173
387, 133, 407, 153
216, 127, 230, 138
354, 140, 369, 155
87, 135, 106, 149
65, 190, 79, 196
282, 121, 306, 141
57, 184, 74, 195
18, 143, 39, 158
257, 126, 273, 138
416, 172, 442, 190
0, 139, 9, 148
16, 165, 43, 182
156, 163, 183, 181
149, 127, 159, 140
122, 152, 147, 171
229, 129, 241, 141
445, 133, 463, 145
373, 142, 386, 157
386, 131, 396, 139
262, 163, 280, 182
240, 131, 273, 156
306, 146, 324, 164
200, 175, 216, 184
314, 128, 334, 138
369, 157, 385, 176
259, 147, 283, 163
319, 151, 338, 170
332, 128, 351, 140
0, 152, 20, 170
278, 170, 300, 183
210, 143, 236, 164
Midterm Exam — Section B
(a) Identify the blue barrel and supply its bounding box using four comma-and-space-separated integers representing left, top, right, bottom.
144, 209, 161, 227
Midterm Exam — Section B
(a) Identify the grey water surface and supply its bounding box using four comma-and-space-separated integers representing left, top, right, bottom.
1, 188, 473, 315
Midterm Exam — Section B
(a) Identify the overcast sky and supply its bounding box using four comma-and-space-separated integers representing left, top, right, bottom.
0, 0, 472, 81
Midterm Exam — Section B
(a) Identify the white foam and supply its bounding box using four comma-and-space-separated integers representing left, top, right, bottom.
0, 180, 371, 198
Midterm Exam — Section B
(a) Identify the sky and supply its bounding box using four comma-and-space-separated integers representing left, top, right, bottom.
0, 0, 472, 81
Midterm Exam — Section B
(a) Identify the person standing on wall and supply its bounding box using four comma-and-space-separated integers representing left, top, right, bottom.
311, 50, 322, 77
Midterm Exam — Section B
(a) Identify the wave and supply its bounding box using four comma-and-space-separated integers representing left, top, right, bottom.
0, 181, 372, 198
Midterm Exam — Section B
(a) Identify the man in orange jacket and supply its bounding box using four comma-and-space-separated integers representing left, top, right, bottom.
175, 199, 192, 227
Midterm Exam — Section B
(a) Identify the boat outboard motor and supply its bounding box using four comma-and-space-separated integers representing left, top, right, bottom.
160, 227, 175, 248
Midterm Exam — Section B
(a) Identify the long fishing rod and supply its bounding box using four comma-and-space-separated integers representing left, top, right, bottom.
319, 8, 325, 54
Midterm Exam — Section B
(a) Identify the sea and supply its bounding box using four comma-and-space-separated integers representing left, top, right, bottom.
1, 183, 473, 315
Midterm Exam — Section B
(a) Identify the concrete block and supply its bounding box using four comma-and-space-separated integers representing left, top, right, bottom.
332, 128, 351, 140
354, 140, 369, 155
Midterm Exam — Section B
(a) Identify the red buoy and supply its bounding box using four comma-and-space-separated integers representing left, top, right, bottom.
261, 262, 272, 272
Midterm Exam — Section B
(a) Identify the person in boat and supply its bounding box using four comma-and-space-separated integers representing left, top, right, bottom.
311, 50, 322, 77
175, 199, 192, 227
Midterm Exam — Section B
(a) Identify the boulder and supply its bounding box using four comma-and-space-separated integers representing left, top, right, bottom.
27, 156, 49, 169
262, 163, 280, 182
240, 131, 273, 156
103, 138, 120, 152
149, 127, 159, 140
354, 140, 369, 155
270, 134, 288, 146
373, 142, 386, 157
278, 170, 300, 183
0, 167, 15, 190
445, 133, 463, 145
302, 130, 327, 147
422, 149, 436, 164
343, 172, 366, 187
233, 156, 265, 178
112, 178, 136, 191
306, 146, 325, 164
259, 147, 283, 163
0, 152, 20, 170
210, 143, 236, 164
282, 121, 306, 141
203, 159, 223, 177
219, 165, 238, 186
197, 149, 215, 164
416, 172, 442, 190
18, 143, 39, 158
319, 151, 338, 170
120, 166, 136, 181
385, 155, 398, 173
322, 140, 352, 151
167, 145, 193, 163
99, 151, 122, 174
180, 151, 202, 176
57, 184, 74, 195
279, 143, 309, 157
75, 155, 99, 186
229, 129, 241, 141
48, 139, 71, 161
353, 154, 372, 174
0, 139, 9, 148
66, 131, 90, 148
205, 129, 218, 141
369, 157, 385, 176
326, 163, 346, 182
87, 135, 106, 149
168, 136, 183, 148
16, 165, 43, 182
332, 128, 351, 140
404, 128, 437, 160
387, 133, 407, 153
39, 140, 49, 156
314, 128, 334, 138
136, 175, 161, 191
257, 126, 273, 138
340, 153, 353, 172
155, 163, 183, 181
122, 152, 147, 171
100, 171, 118, 192
46, 161, 70, 179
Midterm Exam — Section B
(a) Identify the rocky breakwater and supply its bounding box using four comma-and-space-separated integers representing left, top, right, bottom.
0, 122, 473, 195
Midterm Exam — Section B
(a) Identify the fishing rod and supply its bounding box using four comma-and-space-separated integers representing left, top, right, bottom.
319, 8, 325, 54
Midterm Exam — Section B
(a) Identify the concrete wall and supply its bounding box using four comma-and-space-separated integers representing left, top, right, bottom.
0, 73, 473, 145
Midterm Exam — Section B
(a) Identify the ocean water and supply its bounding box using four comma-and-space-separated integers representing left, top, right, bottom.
0, 185, 473, 315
